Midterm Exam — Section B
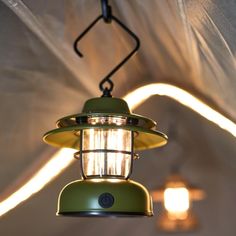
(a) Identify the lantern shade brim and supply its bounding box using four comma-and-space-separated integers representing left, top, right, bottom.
43, 96, 168, 150
43, 124, 167, 151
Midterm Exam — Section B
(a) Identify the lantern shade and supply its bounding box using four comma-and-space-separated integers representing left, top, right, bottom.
43, 97, 168, 151
43, 125, 167, 151
57, 179, 153, 217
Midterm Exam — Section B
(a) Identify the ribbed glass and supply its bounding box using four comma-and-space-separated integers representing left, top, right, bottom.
82, 127, 132, 178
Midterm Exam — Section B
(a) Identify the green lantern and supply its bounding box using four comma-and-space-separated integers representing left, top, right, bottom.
43, 0, 168, 217
44, 97, 167, 216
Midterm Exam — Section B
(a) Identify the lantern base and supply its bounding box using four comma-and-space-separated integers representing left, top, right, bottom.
57, 179, 153, 217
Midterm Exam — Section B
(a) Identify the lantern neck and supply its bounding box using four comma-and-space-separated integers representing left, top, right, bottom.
101, 88, 112, 97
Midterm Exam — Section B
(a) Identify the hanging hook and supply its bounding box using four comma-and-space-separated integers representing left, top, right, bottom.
73, 15, 103, 58
98, 15, 140, 95
73, 1, 140, 96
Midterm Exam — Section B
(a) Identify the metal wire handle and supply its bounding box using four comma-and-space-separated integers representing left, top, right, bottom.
73, 0, 140, 96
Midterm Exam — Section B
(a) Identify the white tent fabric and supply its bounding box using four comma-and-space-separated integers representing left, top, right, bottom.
0, 0, 236, 235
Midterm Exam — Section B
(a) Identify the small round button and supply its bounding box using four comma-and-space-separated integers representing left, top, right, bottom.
98, 193, 115, 208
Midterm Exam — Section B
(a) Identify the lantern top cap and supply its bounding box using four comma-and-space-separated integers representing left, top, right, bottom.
82, 97, 131, 114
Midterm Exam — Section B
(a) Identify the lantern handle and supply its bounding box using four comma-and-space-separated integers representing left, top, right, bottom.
73, 0, 140, 96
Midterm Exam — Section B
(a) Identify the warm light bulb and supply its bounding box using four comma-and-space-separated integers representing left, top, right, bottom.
164, 187, 190, 220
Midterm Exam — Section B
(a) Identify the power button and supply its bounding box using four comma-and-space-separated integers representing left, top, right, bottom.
98, 193, 115, 208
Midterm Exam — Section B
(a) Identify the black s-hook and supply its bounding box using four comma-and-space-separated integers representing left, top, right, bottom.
73, 0, 140, 97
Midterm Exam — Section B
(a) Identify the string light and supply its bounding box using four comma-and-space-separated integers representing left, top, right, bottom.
124, 83, 236, 138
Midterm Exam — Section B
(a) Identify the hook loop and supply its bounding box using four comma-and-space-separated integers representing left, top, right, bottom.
99, 78, 114, 97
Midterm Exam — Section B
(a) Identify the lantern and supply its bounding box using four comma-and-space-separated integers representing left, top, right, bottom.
44, 96, 167, 216
151, 174, 205, 231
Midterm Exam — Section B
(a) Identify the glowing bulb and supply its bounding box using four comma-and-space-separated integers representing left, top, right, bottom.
164, 187, 190, 220
81, 116, 132, 178
82, 128, 132, 177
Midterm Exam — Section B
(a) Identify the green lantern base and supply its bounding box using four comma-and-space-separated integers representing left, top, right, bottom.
57, 179, 153, 217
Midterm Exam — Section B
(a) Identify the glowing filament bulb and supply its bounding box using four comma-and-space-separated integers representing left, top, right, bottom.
82, 116, 132, 178
164, 187, 190, 220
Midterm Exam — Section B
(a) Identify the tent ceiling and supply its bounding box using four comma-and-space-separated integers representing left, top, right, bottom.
0, 0, 236, 235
